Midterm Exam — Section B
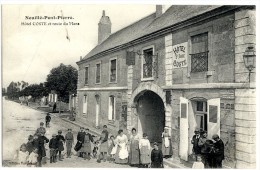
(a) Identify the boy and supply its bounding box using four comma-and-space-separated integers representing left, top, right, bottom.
65, 128, 74, 158
56, 130, 65, 161
49, 134, 58, 163
36, 122, 46, 136
192, 155, 204, 169
45, 113, 51, 128
151, 142, 163, 168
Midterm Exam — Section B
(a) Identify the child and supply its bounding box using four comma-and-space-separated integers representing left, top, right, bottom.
108, 135, 117, 163
139, 133, 151, 168
151, 142, 163, 168
93, 140, 100, 160
49, 134, 58, 163
45, 113, 51, 128
15, 143, 29, 167
56, 130, 65, 161
65, 128, 74, 158
26, 135, 34, 154
27, 148, 38, 167
192, 155, 204, 169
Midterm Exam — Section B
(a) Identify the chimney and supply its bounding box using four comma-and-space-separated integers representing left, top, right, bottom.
156, 5, 166, 18
98, 10, 111, 44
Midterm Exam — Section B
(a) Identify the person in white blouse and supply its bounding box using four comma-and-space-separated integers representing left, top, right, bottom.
139, 133, 151, 168
114, 129, 128, 164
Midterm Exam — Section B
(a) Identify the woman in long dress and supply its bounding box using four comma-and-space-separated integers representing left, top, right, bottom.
81, 129, 93, 160
162, 127, 173, 158
129, 128, 141, 166
115, 129, 128, 164
139, 133, 151, 168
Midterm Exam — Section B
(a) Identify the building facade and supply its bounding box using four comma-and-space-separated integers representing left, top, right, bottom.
76, 5, 256, 168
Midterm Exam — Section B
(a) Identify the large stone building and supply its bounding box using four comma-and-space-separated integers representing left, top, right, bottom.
76, 5, 256, 168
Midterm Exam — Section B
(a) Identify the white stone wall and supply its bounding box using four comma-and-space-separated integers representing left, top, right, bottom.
235, 89, 256, 168
165, 34, 173, 86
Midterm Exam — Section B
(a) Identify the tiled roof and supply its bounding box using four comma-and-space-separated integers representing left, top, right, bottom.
83, 5, 222, 60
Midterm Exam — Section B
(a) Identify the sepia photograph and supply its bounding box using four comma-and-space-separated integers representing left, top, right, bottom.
1, 0, 258, 169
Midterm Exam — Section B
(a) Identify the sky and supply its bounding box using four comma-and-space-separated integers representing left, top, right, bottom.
2, 4, 160, 88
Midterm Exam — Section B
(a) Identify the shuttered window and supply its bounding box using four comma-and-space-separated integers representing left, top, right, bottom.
110, 59, 117, 82
85, 67, 89, 85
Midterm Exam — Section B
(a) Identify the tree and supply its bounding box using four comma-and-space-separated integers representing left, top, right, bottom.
45, 63, 78, 113
19, 83, 48, 101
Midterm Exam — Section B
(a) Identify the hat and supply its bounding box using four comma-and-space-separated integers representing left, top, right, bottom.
153, 142, 159, 146
164, 127, 169, 129
212, 134, 219, 139
199, 129, 204, 133
194, 128, 200, 133
58, 130, 62, 133
52, 134, 56, 137
40, 122, 44, 125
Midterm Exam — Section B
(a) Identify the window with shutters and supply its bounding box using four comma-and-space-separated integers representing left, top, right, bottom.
96, 62, 101, 84
109, 58, 117, 83
190, 33, 208, 73
142, 46, 154, 80
84, 66, 89, 85
108, 96, 115, 121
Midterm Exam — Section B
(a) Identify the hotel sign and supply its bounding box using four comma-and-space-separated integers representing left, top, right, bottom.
172, 42, 188, 68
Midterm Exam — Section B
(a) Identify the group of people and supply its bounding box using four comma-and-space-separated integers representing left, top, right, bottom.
191, 129, 225, 169
73, 125, 173, 168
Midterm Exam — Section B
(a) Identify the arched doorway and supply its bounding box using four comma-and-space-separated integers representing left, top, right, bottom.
135, 90, 165, 143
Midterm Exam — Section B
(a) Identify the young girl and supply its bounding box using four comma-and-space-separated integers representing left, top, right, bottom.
151, 142, 163, 168
15, 144, 29, 167
139, 133, 151, 168
192, 155, 204, 169
108, 135, 117, 163
27, 148, 38, 167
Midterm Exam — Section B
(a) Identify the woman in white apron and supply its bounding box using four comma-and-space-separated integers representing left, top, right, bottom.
162, 127, 173, 158
114, 129, 128, 164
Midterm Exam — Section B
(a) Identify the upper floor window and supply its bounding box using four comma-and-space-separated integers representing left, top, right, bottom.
96, 63, 101, 84
190, 33, 208, 73
110, 59, 117, 83
84, 66, 89, 85
142, 47, 154, 79
108, 96, 115, 121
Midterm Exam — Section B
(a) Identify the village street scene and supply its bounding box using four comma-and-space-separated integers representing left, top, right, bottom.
2, 3, 257, 169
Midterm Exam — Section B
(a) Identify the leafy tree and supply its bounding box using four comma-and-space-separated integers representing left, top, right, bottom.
45, 63, 78, 113
19, 83, 48, 100
6, 82, 20, 99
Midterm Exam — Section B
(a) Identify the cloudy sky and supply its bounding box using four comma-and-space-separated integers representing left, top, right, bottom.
2, 4, 162, 88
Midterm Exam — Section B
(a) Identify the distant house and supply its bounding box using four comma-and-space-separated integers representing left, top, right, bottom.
48, 90, 58, 105
76, 5, 256, 168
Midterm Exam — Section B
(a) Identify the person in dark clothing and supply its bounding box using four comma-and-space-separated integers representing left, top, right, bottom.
76, 127, 86, 157
56, 130, 65, 161
81, 128, 94, 160
99, 125, 109, 162
49, 134, 58, 163
201, 139, 215, 168
45, 113, 51, 128
151, 142, 163, 168
191, 129, 201, 161
212, 134, 225, 168
26, 135, 34, 154
36, 122, 46, 136
37, 133, 49, 167
53, 102, 57, 112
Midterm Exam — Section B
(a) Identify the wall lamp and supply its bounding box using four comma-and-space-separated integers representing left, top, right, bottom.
243, 46, 256, 83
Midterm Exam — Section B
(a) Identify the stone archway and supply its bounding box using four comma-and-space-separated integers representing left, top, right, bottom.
127, 82, 172, 141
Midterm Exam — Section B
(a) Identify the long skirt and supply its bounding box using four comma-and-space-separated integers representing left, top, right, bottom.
140, 146, 150, 164
99, 141, 108, 153
115, 144, 128, 164
162, 138, 173, 156
80, 141, 92, 153
129, 140, 140, 165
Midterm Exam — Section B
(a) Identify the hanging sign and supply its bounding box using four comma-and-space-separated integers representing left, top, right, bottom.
172, 42, 188, 68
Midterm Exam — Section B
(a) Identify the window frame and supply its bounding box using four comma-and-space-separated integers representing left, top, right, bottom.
188, 27, 212, 76
141, 45, 155, 81
84, 65, 89, 85
108, 96, 116, 121
109, 57, 117, 83
95, 61, 102, 84
83, 95, 88, 117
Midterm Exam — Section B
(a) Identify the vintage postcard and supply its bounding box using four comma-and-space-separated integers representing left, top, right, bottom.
1, 1, 258, 169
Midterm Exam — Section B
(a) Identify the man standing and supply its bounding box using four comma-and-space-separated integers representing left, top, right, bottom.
45, 113, 51, 128
191, 128, 201, 160
212, 134, 225, 168
65, 128, 74, 158
76, 127, 86, 157
53, 102, 57, 112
